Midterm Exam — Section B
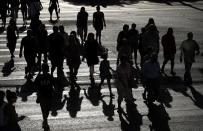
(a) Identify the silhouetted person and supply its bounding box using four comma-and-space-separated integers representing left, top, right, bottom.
116, 24, 131, 66
101, 95, 115, 121
59, 25, 69, 69
145, 18, 157, 32
4, 90, 24, 131
116, 54, 134, 110
161, 28, 176, 76
37, 24, 48, 71
180, 32, 200, 86
66, 31, 81, 85
48, 0, 60, 21
0, 91, 7, 131
7, 18, 19, 58
138, 27, 147, 66
65, 85, 83, 118
30, 15, 42, 36
99, 53, 114, 97
143, 24, 160, 54
77, 7, 88, 44
35, 63, 55, 131
84, 33, 99, 86
10, 0, 20, 21
142, 53, 160, 102
48, 26, 64, 77
129, 23, 139, 66
19, 29, 36, 78
0, 0, 7, 28
28, 0, 42, 19
93, 5, 106, 44
20, 0, 28, 26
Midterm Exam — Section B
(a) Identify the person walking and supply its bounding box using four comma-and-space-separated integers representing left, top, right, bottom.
99, 53, 114, 97
142, 53, 161, 102
180, 32, 200, 85
4, 90, 22, 131
116, 54, 135, 110
84, 33, 99, 86
35, 63, 55, 131
19, 29, 36, 78
48, 26, 64, 77
37, 24, 48, 71
0, 0, 8, 28
161, 28, 176, 76
143, 24, 160, 55
66, 31, 81, 86
7, 18, 19, 58
48, 0, 60, 21
93, 5, 106, 44
10, 0, 20, 21
20, 0, 28, 26
76, 7, 88, 44
0, 91, 7, 131
116, 24, 131, 66
128, 23, 139, 66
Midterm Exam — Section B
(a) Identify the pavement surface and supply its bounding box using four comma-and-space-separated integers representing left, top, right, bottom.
0, 0, 203, 130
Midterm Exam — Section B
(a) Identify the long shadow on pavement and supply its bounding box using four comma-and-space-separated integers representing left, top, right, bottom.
16, 78, 36, 102
188, 85, 203, 109
118, 102, 143, 131
160, 75, 190, 97
145, 101, 171, 131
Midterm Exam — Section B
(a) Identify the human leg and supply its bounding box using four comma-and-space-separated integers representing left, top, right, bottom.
107, 78, 114, 96
170, 56, 176, 75
184, 62, 193, 85
161, 57, 169, 72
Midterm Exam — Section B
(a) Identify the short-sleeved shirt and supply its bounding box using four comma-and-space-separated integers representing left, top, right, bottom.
180, 39, 199, 63
161, 34, 176, 55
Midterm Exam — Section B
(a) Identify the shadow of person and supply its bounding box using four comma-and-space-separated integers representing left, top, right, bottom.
101, 95, 115, 121
2, 58, 15, 77
145, 101, 171, 131
16, 77, 36, 102
84, 85, 102, 106
157, 86, 173, 108
117, 102, 143, 131
65, 85, 83, 118
188, 86, 203, 109
161, 75, 190, 98
51, 78, 66, 117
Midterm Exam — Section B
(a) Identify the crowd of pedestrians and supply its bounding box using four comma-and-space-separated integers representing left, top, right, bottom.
0, 3, 201, 131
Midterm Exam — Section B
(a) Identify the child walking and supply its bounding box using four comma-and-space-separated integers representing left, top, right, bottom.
99, 53, 114, 97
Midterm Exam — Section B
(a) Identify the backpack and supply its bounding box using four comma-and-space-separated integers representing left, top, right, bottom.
0, 102, 8, 127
